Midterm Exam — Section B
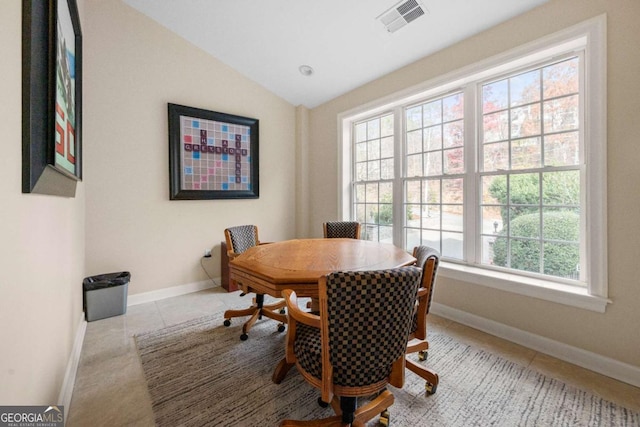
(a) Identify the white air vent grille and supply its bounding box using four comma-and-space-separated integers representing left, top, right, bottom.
377, 0, 427, 33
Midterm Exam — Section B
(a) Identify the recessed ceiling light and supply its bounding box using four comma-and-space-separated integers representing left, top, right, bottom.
298, 65, 314, 76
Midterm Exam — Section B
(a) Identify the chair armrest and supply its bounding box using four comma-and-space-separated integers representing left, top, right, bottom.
283, 289, 320, 329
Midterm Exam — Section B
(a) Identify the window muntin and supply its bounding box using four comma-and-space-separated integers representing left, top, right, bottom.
353, 114, 394, 242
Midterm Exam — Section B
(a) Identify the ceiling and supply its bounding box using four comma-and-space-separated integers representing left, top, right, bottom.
123, 0, 548, 108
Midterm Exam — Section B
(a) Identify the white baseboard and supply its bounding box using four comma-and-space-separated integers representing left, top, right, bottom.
431, 302, 640, 389
127, 279, 220, 306
58, 311, 86, 415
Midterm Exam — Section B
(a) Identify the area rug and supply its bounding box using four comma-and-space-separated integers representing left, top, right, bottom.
135, 311, 639, 427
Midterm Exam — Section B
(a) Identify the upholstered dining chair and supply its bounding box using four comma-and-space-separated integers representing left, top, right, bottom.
406, 245, 441, 394
222, 225, 286, 340
280, 267, 422, 427
322, 221, 361, 239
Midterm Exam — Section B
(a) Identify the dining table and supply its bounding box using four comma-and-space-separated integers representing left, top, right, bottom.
228, 237, 417, 382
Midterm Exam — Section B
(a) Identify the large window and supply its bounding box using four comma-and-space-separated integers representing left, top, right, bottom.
341, 17, 607, 311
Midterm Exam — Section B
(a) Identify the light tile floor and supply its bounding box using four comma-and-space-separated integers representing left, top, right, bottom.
66, 287, 640, 426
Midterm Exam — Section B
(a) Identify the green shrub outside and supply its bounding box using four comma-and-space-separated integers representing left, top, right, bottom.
492, 210, 579, 277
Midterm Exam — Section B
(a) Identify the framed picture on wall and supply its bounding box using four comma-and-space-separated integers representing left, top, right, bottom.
168, 103, 260, 200
22, 0, 83, 196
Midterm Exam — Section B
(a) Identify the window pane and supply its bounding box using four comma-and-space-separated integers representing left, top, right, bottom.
407, 154, 422, 177
379, 226, 393, 243
368, 139, 380, 160
511, 104, 541, 138
510, 238, 541, 273
542, 208, 579, 241
381, 114, 394, 137
482, 175, 504, 205
510, 69, 541, 107
443, 120, 464, 148
482, 206, 503, 234
443, 148, 464, 174
483, 111, 509, 143
512, 137, 541, 169
509, 207, 540, 238
483, 142, 509, 172
366, 183, 378, 201
442, 232, 463, 259
542, 171, 579, 206
424, 179, 440, 204
367, 118, 380, 139
355, 204, 366, 223
543, 95, 579, 133
380, 159, 394, 180
442, 178, 463, 204
406, 180, 421, 203
423, 100, 441, 127
355, 122, 367, 142
406, 106, 422, 131
422, 229, 440, 252
443, 93, 464, 121
543, 241, 579, 279
356, 163, 367, 181
443, 205, 463, 232
407, 130, 422, 154
381, 136, 394, 158
405, 228, 421, 252
543, 57, 579, 99
544, 131, 579, 166
356, 142, 367, 163
509, 173, 540, 205
423, 205, 440, 229
355, 183, 365, 202
406, 204, 421, 226
483, 79, 508, 113
424, 125, 442, 151
424, 152, 442, 176
367, 161, 380, 180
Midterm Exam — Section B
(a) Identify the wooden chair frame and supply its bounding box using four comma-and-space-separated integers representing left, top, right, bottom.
405, 246, 440, 394
223, 226, 286, 340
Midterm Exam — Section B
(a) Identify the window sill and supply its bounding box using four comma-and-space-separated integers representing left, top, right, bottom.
439, 262, 611, 313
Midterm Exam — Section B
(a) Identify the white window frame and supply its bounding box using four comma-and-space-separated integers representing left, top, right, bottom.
338, 15, 608, 312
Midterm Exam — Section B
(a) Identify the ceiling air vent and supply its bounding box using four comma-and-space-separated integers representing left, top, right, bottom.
377, 0, 427, 33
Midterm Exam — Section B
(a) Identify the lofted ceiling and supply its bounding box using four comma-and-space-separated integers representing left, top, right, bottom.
123, 0, 548, 108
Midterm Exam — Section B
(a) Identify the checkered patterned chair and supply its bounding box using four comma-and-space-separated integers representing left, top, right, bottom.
322, 221, 361, 239
279, 267, 422, 427
405, 245, 441, 394
222, 225, 286, 340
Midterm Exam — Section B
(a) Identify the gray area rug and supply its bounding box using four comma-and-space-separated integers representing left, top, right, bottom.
135, 311, 639, 427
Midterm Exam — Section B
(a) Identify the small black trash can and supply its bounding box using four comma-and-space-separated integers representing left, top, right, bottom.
83, 272, 131, 322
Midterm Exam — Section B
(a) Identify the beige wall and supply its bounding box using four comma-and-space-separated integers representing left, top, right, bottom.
83, 1, 297, 295
0, 1, 86, 404
308, 0, 640, 367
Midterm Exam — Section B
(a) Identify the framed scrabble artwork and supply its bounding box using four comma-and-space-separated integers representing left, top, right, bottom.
168, 104, 259, 200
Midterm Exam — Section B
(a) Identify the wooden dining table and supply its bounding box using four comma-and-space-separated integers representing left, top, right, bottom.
228, 238, 417, 383
228, 238, 417, 300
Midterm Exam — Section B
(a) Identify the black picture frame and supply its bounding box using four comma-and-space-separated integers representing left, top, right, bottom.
168, 103, 259, 200
22, 0, 83, 197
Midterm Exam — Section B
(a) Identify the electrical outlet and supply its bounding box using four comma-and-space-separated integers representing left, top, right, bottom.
204, 249, 212, 258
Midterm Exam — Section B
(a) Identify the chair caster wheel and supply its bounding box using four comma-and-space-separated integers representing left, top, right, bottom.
317, 397, 329, 408
379, 409, 390, 426
425, 381, 437, 395
418, 350, 428, 361
223, 319, 231, 327
277, 324, 286, 333
240, 333, 248, 341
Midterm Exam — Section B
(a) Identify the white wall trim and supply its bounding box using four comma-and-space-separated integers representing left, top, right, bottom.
127, 279, 220, 306
431, 302, 640, 389
58, 312, 86, 415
